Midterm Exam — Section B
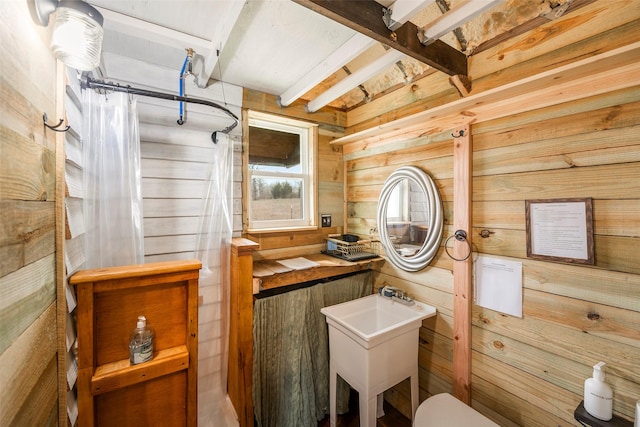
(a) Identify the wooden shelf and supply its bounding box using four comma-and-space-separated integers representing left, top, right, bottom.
574, 401, 633, 427
253, 253, 384, 292
92, 345, 189, 396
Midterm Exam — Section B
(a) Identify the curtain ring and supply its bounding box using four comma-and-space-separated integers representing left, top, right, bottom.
444, 229, 472, 261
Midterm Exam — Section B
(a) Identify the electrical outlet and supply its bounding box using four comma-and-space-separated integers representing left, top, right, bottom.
321, 214, 331, 227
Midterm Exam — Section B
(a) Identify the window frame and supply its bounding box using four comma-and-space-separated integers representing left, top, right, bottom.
244, 110, 318, 233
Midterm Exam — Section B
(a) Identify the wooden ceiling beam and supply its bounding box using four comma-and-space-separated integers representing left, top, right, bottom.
292, 0, 467, 77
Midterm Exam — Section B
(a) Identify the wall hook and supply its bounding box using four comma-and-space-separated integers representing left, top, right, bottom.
451, 129, 465, 138
43, 113, 70, 132
479, 229, 495, 238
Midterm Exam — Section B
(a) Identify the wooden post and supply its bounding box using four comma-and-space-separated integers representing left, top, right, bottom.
75, 283, 95, 426
452, 124, 472, 404
54, 59, 68, 427
228, 238, 259, 427
187, 276, 199, 427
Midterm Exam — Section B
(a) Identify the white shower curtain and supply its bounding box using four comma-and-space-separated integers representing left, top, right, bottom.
193, 132, 235, 426
82, 86, 234, 424
82, 90, 144, 268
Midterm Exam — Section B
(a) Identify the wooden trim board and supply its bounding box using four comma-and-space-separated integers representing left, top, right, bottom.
452, 124, 472, 404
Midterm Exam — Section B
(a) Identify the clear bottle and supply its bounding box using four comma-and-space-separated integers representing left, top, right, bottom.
584, 361, 613, 421
129, 315, 154, 365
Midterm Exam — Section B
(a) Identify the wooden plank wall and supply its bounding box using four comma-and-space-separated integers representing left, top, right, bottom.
343, 4, 640, 425
0, 1, 60, 425
242, 90, 347, 259
348, 91, 640, 426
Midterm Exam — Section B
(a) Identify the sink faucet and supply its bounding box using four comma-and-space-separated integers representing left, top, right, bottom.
379, 285, 414, 305
380, 285, 400, 297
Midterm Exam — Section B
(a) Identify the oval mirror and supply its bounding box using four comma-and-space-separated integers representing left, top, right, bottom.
376, 166, 444, 271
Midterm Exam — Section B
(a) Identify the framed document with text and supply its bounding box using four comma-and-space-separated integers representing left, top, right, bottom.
525, 198, 594, 265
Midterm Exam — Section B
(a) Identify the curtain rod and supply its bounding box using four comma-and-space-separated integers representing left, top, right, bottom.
80, 75, 239, 142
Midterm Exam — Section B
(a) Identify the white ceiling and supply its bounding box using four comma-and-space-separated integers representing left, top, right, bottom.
90, 0, 366, 98
87, 0, 570, 111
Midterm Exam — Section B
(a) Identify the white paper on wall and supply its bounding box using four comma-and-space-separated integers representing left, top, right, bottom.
475, 255, 523, 318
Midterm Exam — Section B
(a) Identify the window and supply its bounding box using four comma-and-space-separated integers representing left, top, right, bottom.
387, 180, 409, 222
245, 111, 317, 232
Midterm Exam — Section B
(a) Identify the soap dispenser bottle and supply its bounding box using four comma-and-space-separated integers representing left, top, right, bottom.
584, 361, 613, 421
129, 315, 154, 365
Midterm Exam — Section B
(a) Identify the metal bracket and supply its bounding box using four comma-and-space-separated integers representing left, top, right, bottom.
417, 31, 436, 46
454, 230, 467, 241
382, 7, 399, 30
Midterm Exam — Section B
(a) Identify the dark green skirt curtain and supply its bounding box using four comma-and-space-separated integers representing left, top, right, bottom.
253, 272, 372, 427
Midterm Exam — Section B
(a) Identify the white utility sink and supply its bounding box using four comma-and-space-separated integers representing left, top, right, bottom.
321, 294, 436, 427
321, 294, 436, 349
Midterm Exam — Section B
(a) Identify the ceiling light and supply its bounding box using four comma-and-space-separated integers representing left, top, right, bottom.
31, 0, 104, 71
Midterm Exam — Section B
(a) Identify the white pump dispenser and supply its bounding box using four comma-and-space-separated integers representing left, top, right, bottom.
584, 361, 613, 421
129, 315, 154, 365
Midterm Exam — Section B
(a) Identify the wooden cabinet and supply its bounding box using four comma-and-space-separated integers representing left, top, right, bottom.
69, 259, 201, 427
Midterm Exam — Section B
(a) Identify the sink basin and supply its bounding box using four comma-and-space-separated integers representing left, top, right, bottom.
322, 294, 437, 427
321, 294, 436, 350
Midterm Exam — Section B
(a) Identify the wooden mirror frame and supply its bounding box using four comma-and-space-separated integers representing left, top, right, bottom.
377, 166, 444, 271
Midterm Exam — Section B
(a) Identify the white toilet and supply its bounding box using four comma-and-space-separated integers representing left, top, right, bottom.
413, 393, 500, 426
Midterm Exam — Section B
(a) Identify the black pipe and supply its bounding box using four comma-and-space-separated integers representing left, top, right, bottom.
80, 75, 239, 142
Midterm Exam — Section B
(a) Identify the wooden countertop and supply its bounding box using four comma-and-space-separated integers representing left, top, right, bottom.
253, 253, 384, 292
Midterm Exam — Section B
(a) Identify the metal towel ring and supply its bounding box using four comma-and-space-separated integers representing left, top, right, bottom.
444, 230, 472, 261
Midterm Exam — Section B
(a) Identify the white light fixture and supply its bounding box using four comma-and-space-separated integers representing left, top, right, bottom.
31, 0, 104, 71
